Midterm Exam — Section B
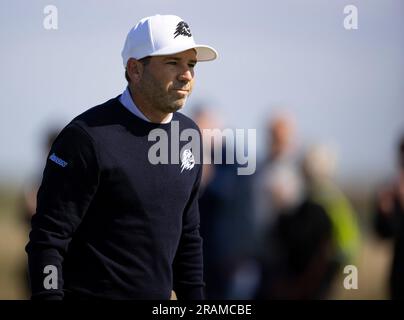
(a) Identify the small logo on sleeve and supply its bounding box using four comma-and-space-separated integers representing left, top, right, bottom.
180, 149, 195, 172
49, 153, 68, 167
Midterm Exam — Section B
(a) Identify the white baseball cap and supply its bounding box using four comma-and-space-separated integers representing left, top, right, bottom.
121, 14, 218, 67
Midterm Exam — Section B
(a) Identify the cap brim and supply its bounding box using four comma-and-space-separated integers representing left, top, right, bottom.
148, 44, 218, 61
194, 45, 218, 61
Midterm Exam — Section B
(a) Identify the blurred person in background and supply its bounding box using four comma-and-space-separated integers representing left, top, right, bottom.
301, 144, 361, 268
252, 119, 360, 299
373, 134, 404, 299
193, 107, 255, 299
253, 112, 301, 242
246, 111, 334, 299
252, 139, 335, 299
272, 143, 362, 299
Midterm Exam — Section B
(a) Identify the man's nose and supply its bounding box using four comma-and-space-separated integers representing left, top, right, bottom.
178, 68, 193, 82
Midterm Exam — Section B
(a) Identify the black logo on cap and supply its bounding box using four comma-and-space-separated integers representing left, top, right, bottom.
174, 21, 192, 38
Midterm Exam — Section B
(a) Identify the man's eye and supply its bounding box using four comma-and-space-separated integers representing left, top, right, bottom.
167, 61, 177, 65
188, 64, 196, 68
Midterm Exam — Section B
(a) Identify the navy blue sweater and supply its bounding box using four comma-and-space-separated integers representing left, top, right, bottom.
26, 96, 204, 300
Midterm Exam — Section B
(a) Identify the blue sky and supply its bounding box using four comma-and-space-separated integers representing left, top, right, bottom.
0, 0, 403, 185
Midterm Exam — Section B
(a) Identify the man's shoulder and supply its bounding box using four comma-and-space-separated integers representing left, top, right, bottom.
55, 96, 123, 146
71, 96, 121, 128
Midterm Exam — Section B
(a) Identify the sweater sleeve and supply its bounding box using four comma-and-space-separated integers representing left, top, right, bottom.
172, 162, 205, 300
25, 123, 100, 300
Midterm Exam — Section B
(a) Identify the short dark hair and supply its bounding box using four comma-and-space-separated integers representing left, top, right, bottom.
125, 56, 151, 83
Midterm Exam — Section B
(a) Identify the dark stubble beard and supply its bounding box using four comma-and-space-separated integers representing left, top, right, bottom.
139, 71, 190, 114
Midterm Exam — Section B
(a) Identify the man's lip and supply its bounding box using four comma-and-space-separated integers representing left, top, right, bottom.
173, 88, 189, 92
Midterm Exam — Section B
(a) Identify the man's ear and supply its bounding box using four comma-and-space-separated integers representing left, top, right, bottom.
126, 58, 144, 83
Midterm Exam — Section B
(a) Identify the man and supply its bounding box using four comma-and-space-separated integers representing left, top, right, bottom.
25, 14, 218, 300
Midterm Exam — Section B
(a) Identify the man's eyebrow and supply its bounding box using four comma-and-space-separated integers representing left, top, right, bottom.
163, 57, 181, 61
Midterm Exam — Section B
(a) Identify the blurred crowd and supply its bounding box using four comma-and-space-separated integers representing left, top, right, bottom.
13, 105, 404, 300
194, 108, 361, 299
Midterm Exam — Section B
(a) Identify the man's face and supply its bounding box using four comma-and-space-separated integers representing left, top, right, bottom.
138, 49, 197, 114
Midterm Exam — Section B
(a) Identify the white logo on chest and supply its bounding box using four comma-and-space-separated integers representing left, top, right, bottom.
180, 149, 195, 172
